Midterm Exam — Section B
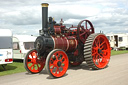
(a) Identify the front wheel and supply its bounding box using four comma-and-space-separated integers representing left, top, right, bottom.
24, 49, 45, 73
45, 49, 69, 78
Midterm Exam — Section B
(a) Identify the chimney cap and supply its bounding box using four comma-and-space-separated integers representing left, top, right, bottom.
41, 3, 49, 7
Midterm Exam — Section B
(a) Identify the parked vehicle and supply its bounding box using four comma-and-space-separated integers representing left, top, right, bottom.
0, 29, 13, 69
106, 33, 128, 50
13, 35, 36, 59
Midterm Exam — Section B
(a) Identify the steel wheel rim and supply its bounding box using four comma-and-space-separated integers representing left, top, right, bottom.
26, 50, 45, 73
49, 51, 68, 77
92, 35, 110, 68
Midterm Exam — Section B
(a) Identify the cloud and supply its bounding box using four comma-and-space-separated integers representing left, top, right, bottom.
0, 0, 128, 35
48, 4, 100, 21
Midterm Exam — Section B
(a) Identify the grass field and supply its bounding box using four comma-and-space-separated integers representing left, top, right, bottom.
0, 50, 128, 76
0, 61, 26, 76
111, 50, 128, 56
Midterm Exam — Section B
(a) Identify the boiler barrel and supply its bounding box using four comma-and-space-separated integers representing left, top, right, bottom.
51, 36, 78, 52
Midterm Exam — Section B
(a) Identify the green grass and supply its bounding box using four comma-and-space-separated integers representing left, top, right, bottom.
0, 61, 26, 76
0, 50, 128, 76
111, 50, 128, 56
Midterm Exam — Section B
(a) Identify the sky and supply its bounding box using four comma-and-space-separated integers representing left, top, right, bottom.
0, 0, 128, 35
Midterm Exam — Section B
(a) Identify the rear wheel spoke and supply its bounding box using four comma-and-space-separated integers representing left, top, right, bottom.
97, 37, 100, 47
100, 45, 104, 49
92, 52, 97, 56
102, 50, 108, 53
100, 41, 105, 47
94, 40, 98, 47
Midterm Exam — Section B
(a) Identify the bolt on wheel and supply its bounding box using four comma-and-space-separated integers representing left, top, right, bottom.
45, 49, 69, 78
24, 49, 45, 73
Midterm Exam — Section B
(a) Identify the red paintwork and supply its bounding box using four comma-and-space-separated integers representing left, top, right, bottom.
73, 50, 78, 56
52, 20, 95, 52
52, 36, 78, 52
49, 50, 69, 77
77, 20, 95, 43
54, 26, 61, 34
67, 36, 77, 52
52, 36, 68, 51
92, 34, 111, 68
26, 50, 45, 73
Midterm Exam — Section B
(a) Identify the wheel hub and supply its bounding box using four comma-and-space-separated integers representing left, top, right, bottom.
57, 61, 62, 67
31, 58, 37, 64
98, 49, 102, 54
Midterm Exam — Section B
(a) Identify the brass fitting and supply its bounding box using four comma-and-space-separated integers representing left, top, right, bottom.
41, 3, 49, 7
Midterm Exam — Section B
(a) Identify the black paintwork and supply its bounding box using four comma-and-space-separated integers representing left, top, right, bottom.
34, 36, 54, 56
42, 6, 48, 35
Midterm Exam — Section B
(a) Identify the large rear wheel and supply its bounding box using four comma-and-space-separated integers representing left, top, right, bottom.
84, 33, 111, 69
45, 49, 69, 78
24, 49, 45, 73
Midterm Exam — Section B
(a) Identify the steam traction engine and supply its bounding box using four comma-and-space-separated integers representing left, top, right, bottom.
24, 3, 111, 78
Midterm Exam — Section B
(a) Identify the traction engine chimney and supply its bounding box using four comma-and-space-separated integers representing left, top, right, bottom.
41, 3, 49, 35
